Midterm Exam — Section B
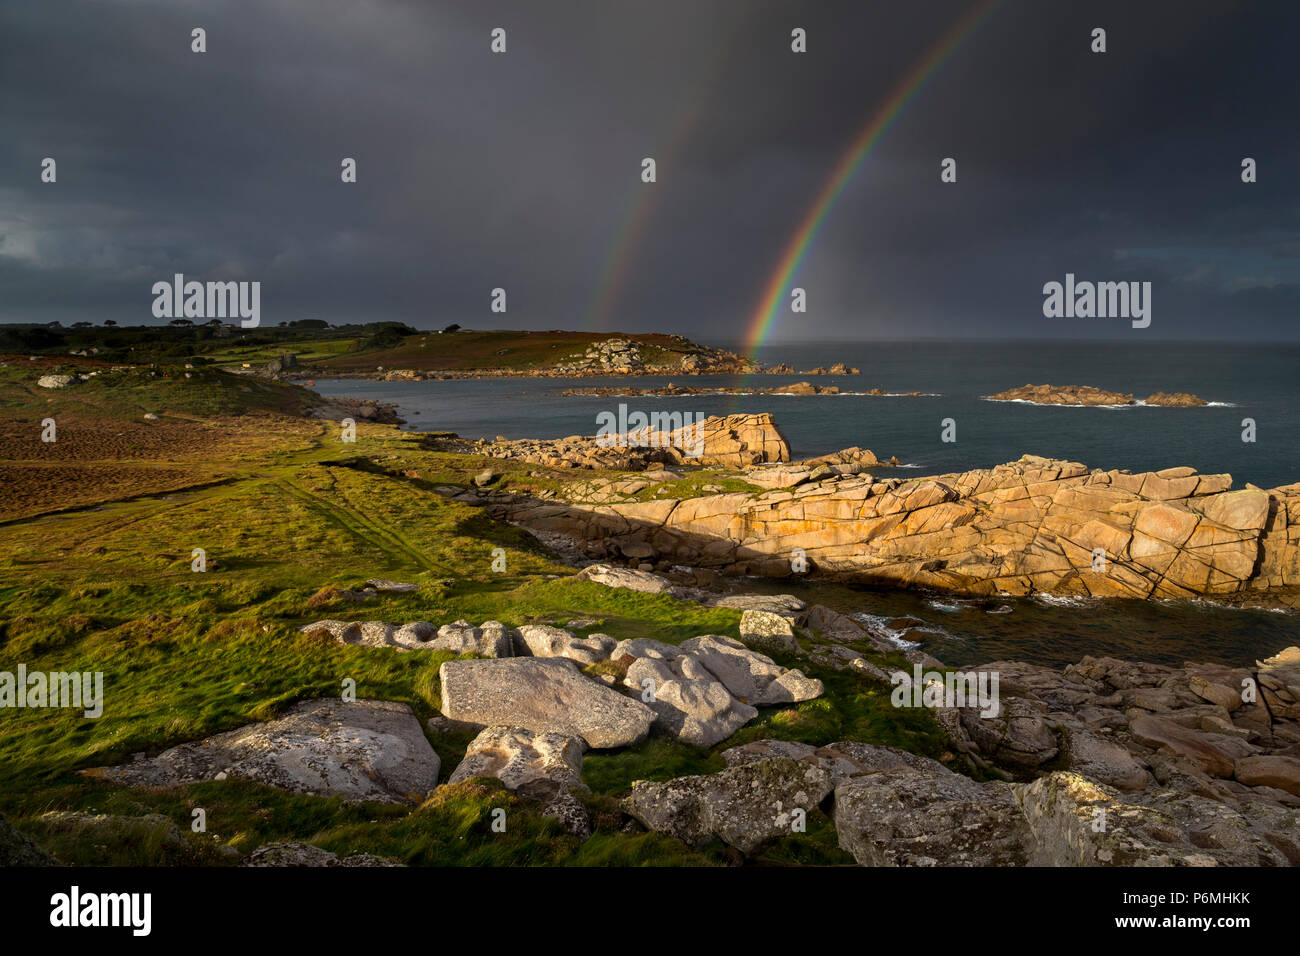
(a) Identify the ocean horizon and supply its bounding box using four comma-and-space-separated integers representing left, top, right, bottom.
316, 339, 1300, 491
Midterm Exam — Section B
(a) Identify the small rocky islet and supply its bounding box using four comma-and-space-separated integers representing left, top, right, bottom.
989, 383, 1210, 406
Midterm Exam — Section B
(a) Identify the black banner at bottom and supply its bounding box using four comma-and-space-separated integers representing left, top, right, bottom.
0, 864, 1278, 943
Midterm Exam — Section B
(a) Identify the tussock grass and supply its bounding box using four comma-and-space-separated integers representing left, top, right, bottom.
0, 377, 947, 866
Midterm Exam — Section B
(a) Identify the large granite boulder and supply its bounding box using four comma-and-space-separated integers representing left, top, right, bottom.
1128, 715, 1240, 778
1234, 755, 1300, 796
448, 725, 593, 839
449, 726, 587, 792
1258, 647, 1300, 720
832, 752, 1300, 867
957, 696, 1060, 768
439, 658, 655, 749
83, 699, 438, 804
624, 757, 834, 854
611, 638, 682, 662
678, 635, 822, 705
624, 654, 758, 747
834, 766, 1030, 866
739, 609, 800, 653
428, 620, 514, 657
1063, 729, 1153, 791
1014, 771, 1298, 866
515, 624, 615, 664
608, 636, 821, 746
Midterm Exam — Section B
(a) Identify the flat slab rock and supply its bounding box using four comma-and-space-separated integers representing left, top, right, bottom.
83, 699, 439, 805
244, 843, 402, 867
624, 756, 834, 855
300, 618, 513, 657
830, 754, 1299, 867
439, 657, 656, 749
574, 564, 672, 594
1234, 754, 1300, 797
365, 579, 419, 593
712, 593, 806, 615
835, 765, 1030, 867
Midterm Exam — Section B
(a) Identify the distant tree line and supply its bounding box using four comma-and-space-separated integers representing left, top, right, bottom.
0, 320, 420, 362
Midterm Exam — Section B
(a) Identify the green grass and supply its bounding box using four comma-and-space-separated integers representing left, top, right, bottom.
308, 330, 697, 373
0, 361, 315, 420
0, 370, 956, 866
201, 337, 359, 369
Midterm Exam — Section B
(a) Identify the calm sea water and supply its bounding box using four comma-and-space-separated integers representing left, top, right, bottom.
319, 340, 1300, 489
315, 340, 1300, 667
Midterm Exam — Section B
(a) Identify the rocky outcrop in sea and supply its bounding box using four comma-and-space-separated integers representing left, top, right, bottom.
989, 383, 1209, 406
492, 451, 1300, 603
443, 412, 792, 470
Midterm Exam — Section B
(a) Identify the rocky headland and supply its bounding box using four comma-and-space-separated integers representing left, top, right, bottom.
287, 336, 857, 382
453, 413, 1300, 605
431, 412, 795, 471
559, 380, 924, 398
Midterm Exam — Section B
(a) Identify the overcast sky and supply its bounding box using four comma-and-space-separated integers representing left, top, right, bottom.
2, 0, 1297, 341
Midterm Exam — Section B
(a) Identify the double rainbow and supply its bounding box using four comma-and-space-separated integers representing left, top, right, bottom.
741, 0, 1003, 358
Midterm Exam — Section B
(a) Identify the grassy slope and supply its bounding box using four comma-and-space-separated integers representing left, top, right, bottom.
3, 326, 720, 376
305, 330, 693, 373
0, 363, 948, 866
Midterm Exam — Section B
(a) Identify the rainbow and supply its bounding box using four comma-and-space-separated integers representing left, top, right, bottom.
584, 87, 715, 331
741, 0, 1003, 358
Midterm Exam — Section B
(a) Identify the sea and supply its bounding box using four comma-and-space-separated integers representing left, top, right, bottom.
314, 339, 1300, 667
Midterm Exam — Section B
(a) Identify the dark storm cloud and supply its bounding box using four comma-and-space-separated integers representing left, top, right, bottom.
1, 0, 1297, 340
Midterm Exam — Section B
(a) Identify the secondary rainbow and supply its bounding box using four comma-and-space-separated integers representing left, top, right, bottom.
584, 95, 705, 331
584, 43, 735, 331
742, 0, 1003, 357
